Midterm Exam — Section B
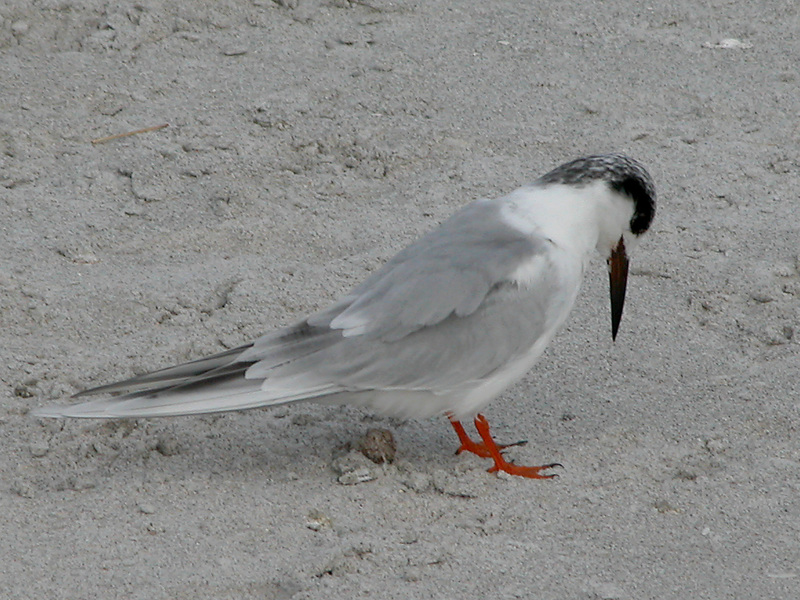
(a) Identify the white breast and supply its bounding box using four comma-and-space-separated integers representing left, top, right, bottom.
452, 247, 584, 417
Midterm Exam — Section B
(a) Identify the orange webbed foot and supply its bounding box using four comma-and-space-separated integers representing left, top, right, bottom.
448, 413, 561, 480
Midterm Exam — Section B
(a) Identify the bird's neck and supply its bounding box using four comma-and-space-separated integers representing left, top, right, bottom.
501, 180, 633, 258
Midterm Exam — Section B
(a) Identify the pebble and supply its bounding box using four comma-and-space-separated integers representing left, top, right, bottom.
29, 441, 49, 457
138, 503, 156, 515
155, 436, 180, 457
305, 509, 333, 531
702, 38, 753, 50
338, 467, 375, 485
221, 46, 248, 56
331, 450, 379, 484
356, 428, 396, 464
14, 384, 35, 398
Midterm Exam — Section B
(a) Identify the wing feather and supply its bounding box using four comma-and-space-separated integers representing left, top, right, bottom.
325, 199, 545, 341
35, 194, 575, 419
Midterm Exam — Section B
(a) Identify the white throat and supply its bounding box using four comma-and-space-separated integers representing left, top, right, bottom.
499, 180, 634, 259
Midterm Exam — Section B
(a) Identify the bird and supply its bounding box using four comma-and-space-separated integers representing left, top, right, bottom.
34, 154, 656, 479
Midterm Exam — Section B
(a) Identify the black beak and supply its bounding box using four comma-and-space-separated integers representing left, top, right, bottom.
608, 237, 629, 341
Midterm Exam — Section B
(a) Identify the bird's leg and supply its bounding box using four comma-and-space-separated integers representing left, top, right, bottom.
448, 413, 493, 457
473, 414, 562, 479
447, 412, 528, 459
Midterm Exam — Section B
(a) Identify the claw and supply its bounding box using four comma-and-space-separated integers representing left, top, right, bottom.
487, 462, 560, 479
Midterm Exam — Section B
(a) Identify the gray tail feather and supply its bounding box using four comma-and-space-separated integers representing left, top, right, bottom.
33, 320, 349, 419
32, 344, 272, 419
73, 344, 255, 397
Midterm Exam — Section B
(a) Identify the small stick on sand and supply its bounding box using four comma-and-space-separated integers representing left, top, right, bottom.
91, 123, 169, 145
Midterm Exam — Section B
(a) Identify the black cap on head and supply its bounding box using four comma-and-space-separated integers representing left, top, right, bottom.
537, 154, 656, 235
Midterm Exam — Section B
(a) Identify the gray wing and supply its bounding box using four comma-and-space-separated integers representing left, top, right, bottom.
307, 199, 545, 341
244, 271, 561, 395
35, 197, 563, 418
241, 198, 559, 393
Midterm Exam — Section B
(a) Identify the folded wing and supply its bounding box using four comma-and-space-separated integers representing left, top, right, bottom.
34, 197, 568, 419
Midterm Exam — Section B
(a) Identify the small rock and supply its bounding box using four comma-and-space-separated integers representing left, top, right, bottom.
92, 441, 113, 456
702, 38, 753, 50
496, 469, 514, 481
138, 503, 156, 515
356, 428, 396, 464
221, 46, 248, 56
271, 408, 290, 419
14, 384, 35, 398
338, 467, 375, 485
155, 436, 180, 456
331, 450, 379, 485
97, 99, 125, 116
305, 510, 333, 531
750, 292, 773, 303
29, 441, 49, 457
145, 522, 164, 535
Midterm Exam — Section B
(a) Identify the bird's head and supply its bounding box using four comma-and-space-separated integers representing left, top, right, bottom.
539, 154, 656, 340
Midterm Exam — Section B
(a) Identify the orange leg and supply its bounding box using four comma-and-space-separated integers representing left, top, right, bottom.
448, 413, 561, 479
448, 413, 496, 457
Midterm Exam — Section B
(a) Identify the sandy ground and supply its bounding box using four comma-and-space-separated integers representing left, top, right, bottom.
2, 1, 799, 598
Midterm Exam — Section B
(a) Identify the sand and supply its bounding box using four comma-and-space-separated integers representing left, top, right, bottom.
2, 1, 799, 598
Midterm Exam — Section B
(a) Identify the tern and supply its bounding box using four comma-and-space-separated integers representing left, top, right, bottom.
34, 154, 656, 479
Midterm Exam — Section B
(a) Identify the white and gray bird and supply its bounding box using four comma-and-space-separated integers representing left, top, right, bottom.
34, 154, 656, 478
